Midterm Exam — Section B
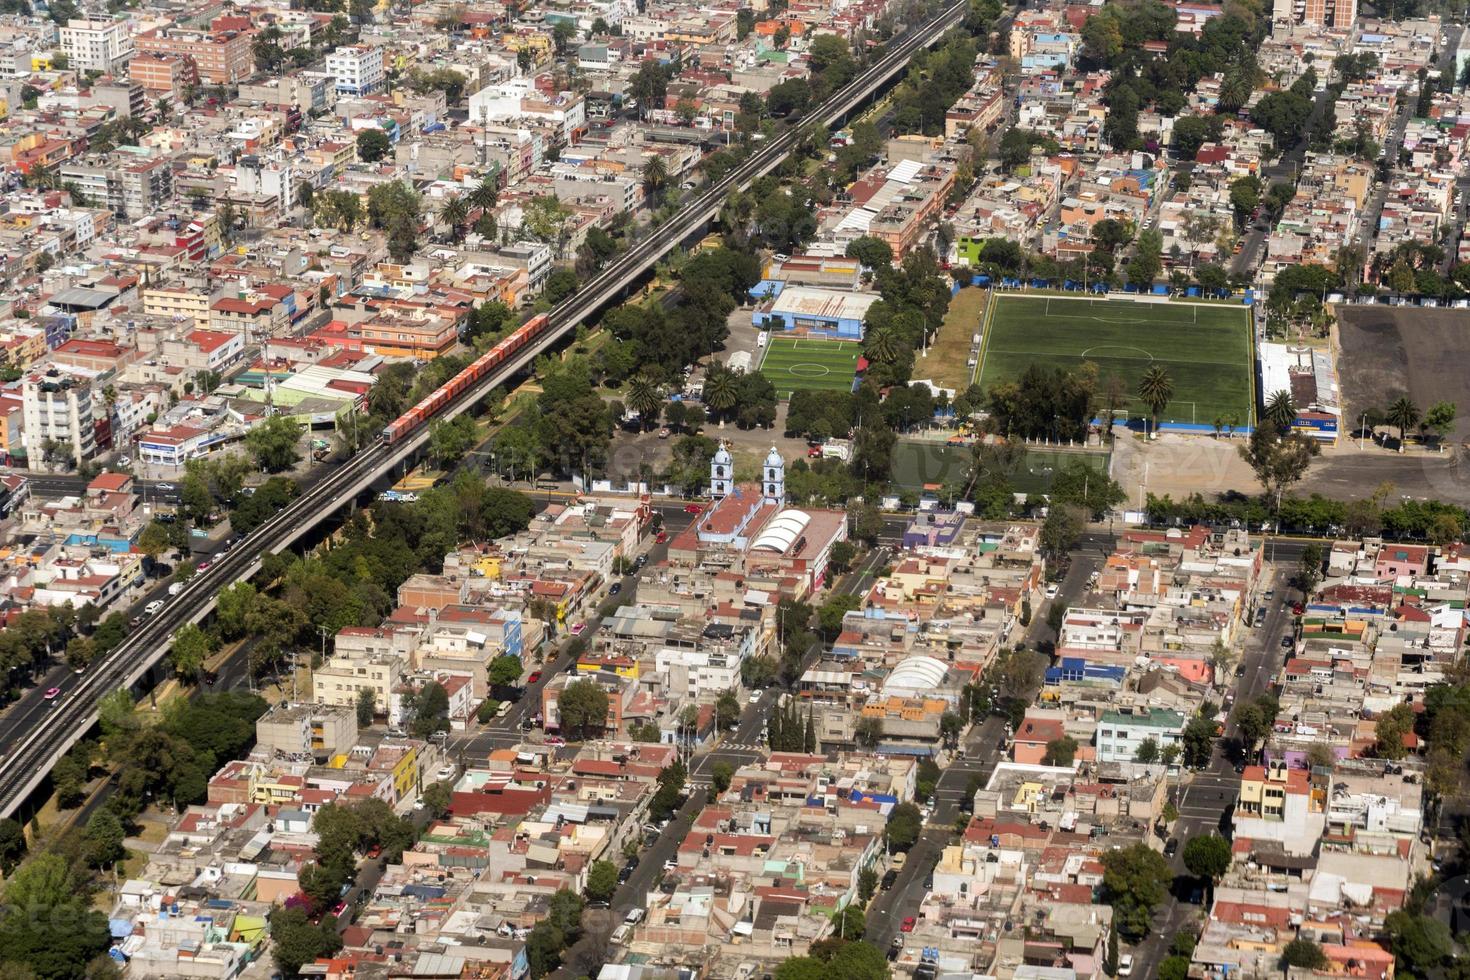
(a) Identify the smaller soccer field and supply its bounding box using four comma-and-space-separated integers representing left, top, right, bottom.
976, 295, 1255, 429
758, 335, 861, 398
891, 441, 1110, 494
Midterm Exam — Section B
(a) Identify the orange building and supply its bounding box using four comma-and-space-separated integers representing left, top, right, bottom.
134, 28, 254, 84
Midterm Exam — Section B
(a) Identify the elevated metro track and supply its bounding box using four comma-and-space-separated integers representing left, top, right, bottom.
0, 0, 967, 817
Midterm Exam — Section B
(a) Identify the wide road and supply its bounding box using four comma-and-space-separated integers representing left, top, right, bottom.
0, 0, 973, 820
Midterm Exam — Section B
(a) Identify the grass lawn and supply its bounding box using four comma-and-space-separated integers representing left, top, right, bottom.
913, 286, 986, 392
758, 335, 862, 398
977, 295, 1255, 428
891, 440, 1111, 493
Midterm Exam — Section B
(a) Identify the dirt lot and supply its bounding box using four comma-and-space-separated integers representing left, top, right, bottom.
1337, 305, 1470, 442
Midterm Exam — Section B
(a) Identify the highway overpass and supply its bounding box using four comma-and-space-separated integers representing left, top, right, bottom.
0, 0, 969, 818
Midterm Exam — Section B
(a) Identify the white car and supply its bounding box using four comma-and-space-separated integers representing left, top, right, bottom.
1044, 584, 1059, 600
144, 599, 164, 615
1118, 954, 1134, 976
748, 691, 763, 705
436, 765, 456, 781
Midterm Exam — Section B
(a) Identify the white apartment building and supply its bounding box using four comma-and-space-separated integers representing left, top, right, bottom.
60, 19, 134, 74
325, 44, 384, 97
22, 366, 96, 470
312, 649, 403, 715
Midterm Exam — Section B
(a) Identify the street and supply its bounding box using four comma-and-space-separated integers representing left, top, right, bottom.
863, 545, 1107, 949
1127, 565, 1296, 978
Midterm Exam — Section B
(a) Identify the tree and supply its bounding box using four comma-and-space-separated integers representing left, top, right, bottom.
858, 867, 879, 904
246, 415, 303, 473
1384, 911, 1453, 976
1264, 390, 1298, 434
1181, 835, 1230, 900
1386, 396, 1421, 449
585, 859, 618, 901
1233, 701, 1270, 749
1040, 504, 1084, 561
489, 654, 523, 693
885, 802, 923, 851
1134, 737, 1159, 764
136, 521, 171, 562
1043, 736, 1078, 766
703, 369, 739, 421
421, 781, 453, 819
83, 808, 126, 869
1238, 428, 1318, 508
356, 128, 391, 163
0, 863, 111, 976
437, 194, 469, 233
1374, 702, 1414, 760
1136, 365, 1173, 433
356, 687, 376, 727
1158, 957, 1190, 980
1295, 542, 1324, 595
1100, 844, 1173, 940
715, 690, 741, 731
269, 906, 343, 977
1180, 715, 1217, 769
1281, 938, 1329, 970
0, 820, 24, 875
846, 236, 894, 270
854, 716, 883, 748
711, 761, 735, 794
557, 679, 609, 740
168, 623, 211, 681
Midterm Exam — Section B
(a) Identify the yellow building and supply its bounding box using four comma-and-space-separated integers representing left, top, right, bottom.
143, 286, 212, 329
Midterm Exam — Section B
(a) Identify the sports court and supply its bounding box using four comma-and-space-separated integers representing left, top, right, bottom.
976, 295, 1255, 429
758, 335, 861, 398
891, 441, 1110, 494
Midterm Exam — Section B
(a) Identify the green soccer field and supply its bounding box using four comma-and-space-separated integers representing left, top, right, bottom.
976, 296, 1256, 429
758, 335, 861, 398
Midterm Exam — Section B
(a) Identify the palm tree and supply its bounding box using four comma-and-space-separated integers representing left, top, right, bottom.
863, 326, 902, 364
438, 194, 469, 232
1386, 396, 1420, 451
1264, 390, 1298, 434
468, 177, 498, 212
626, 373, 663, 428
642, 156, 669, 206
703, 369, 739, 424
1136, 365, 1174, 436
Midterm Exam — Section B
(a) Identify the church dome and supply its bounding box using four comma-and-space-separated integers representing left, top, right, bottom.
764, 446, 783, 468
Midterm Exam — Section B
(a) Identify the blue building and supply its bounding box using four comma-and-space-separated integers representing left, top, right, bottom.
754, 285, 878, 341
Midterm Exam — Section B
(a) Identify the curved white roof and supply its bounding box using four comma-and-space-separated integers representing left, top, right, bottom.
764, 446, 784, 468
751, 509, 810, 552
713, 443, 732, 465
883, 655, 950, 694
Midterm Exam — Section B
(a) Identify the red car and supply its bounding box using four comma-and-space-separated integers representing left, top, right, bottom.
43, 687, 61, 701
901, 917, 916, 933
683, 503, 703, 514
655, 531, 667, 543
807, 445, 823, 458
527, 671, 542, 684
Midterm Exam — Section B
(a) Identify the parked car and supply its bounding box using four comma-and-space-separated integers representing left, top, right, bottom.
1044, 583, 1059, 599
1118, 954, 1134, 976
544, 735, 565, 746
900, 917, 916, 933
1164, 838, 1179, 857
683, 503, 703, 514
1280, 635, 1294, 648
749, 691, 762, 704
571, 622, 586, 636
609, 582, 622, 595
527, 671, 542, 684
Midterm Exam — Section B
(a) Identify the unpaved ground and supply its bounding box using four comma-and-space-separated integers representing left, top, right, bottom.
1337, 305, 1470, 443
